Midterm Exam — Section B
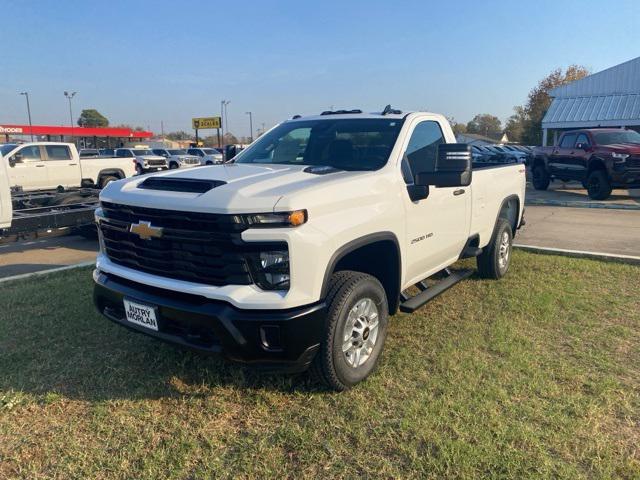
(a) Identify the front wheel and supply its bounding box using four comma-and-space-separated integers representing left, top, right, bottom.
477, 218, 513, 279
586, 170, 612, 200
169, 162, 179, 169
311, 271, 388, 391
135, 164, 143, 175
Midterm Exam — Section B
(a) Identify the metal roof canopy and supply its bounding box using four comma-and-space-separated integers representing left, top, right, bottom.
542, 56, 640, 129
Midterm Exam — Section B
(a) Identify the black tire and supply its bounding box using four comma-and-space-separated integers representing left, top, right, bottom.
169, 162, 179, 169
206, 161, 213, 166
135, 164, 143, 175
477, 218, 513, 279
311, 271, 389, 391
532, 163, 550, 190
586, 170, 612, 200
99, 175, 118, 188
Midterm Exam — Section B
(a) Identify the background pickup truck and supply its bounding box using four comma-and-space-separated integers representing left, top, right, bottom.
1, 142, 136, 192
531, 128, 640, 199
93, 108, 526, 390
114, 148, 169, 174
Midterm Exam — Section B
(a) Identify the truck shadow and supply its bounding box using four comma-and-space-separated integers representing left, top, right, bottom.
0, 283, 321, 401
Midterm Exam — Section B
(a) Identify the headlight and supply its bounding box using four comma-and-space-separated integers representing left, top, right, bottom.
612, 152, 630, 161
247, 249, 290, 290
242, 210, 307, 227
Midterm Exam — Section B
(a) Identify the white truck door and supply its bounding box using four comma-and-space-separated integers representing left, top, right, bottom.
43, 144, 81, 188
0, 152, 12, 229
7, 145, 50, 191
400, 120, 470, 283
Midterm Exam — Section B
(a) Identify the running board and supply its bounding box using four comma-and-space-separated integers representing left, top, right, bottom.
399, 268, 474, 313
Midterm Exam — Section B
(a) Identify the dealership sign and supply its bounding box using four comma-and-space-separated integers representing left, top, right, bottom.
0, 126, 23, 133
192, 117, 221, 130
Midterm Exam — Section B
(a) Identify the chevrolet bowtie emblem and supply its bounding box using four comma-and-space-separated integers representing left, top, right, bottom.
129, 221, 163, 240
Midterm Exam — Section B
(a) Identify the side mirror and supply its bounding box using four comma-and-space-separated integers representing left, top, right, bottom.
415, 143, 472, 188
575, 143, 588, 150
407, 184, 429, 202
8, 153, 22, 167
225, 144, 238, 161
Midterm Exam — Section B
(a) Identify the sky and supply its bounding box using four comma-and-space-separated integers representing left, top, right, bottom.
2, 0, 639, 138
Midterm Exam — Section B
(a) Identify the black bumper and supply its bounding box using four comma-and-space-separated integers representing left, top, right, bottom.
93, 271, 326, 372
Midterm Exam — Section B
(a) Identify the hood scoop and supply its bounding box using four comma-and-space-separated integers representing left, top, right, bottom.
303, 165, 342, 175
138, 177, 226, 193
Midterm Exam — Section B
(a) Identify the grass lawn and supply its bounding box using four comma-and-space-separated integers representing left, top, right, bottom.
0, 251, 639, 479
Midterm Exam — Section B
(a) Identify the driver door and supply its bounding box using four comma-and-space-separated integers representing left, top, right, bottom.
8, 145, 50, 191
401, 120, 470, 284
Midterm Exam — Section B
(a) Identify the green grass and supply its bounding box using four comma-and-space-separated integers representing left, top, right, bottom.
0, 251, 639, 479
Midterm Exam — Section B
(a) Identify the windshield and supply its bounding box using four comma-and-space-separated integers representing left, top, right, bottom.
235, 118, 403, 170
593, 130, 640, 145
168, 149, 187, 155
132, 149, 154, 156
202, 149, 219, 155
1, 144, 17, 156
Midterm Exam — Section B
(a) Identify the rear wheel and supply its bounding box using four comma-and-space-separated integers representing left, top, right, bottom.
532, 164, 550, 190
477, 218, 513, 279
311, 271, 388, 391
99, 175, 118, 188
586, 170, 612, 200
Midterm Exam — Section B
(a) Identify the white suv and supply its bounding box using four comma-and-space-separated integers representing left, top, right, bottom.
187, 147, 223, 165
152, 148, 201, 169
115, 148, 168, 174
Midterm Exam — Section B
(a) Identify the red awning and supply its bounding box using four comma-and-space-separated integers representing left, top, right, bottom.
0, 124, 153, 138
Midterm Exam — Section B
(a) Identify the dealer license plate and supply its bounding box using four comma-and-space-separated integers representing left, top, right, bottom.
123, 299, 158, 331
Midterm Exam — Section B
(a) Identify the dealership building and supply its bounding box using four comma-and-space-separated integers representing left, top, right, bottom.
0, 124, 153, 147
542, 56, 640, 145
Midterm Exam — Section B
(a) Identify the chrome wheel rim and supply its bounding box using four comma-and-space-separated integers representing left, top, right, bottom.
498, 230, 510, 270
342, 298, 379, 368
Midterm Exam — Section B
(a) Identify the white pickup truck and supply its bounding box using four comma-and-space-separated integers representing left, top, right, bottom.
1, 142, 136, 191
93, 108, 526, 390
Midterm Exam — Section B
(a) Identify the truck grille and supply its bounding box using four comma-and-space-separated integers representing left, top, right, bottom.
147, 159, 166, 166
99, 202, 255, 286
627, 156, 640, 169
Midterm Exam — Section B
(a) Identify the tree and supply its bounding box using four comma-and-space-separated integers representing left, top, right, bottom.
466, 114, 502, 139
166, 131, 192, 141
77, 109, 109, 127
503, 106, 527, 143
520, 65, 590, 145
448, 117, 467, 136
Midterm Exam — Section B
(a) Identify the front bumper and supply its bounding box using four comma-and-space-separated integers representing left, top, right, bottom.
93, 270, 325, 372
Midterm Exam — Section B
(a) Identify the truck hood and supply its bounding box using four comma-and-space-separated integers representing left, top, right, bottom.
100, 163, 357, 214
599, 143, 640, 154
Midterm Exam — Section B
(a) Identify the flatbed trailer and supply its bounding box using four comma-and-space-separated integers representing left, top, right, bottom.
1, 189, 99, 241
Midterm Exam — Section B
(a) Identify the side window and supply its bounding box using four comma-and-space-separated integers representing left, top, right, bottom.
45, 145, 72, 160
575, 134, 590, 147
402, 121, 444, 183
19, 146, 43, 161
560, 133, 577, 148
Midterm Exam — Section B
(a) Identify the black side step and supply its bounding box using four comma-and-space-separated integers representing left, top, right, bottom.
399, 268, 474, 313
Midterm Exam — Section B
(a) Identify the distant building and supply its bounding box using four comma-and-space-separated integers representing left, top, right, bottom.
542, 56, 640, 145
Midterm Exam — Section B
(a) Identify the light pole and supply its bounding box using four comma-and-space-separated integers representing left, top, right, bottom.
64, 91, 76, 143
245, 111, 253, 143
220, 99, 230, 141
19, 92, 33, 141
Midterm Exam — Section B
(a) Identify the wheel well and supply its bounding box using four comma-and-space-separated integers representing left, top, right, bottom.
98, 169, 125, 181
498, 196, 520, 234
326, 237, 401, 314
587, 158, 606, 174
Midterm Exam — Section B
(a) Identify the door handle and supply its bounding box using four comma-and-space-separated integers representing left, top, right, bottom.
68, 163, 78, 166
453, 189, 465, 196
36, 164, 45, 167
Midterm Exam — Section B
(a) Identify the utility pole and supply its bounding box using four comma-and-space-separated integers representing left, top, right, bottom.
20, 92, 33, 141
223, 100, 230, 142
161, 120, 164, 139
220, 99, 230, 140
64, 91, 76, 144
245, 111, 253, 143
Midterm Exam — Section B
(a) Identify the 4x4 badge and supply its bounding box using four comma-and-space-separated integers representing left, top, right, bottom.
130, 221, 163, 240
